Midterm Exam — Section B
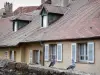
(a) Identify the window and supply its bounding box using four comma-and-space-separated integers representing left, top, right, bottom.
71, 42, 94, 63
14, 22, 18, 32
42, 15, 48, 28
44, 43, 63, 62
79, 43, 88, 62
50, 44, 57, 60
10, 51, 16, 61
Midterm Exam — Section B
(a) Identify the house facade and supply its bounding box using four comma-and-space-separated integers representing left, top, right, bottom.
0, 0, 100, 75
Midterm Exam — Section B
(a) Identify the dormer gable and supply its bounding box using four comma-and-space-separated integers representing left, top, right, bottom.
40, 5, 65, 28
12, 20, 30, 32
11, 14, 32, 32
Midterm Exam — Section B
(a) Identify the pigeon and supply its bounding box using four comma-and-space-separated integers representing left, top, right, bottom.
67, 59, 75, 70
49, 56, 56, 67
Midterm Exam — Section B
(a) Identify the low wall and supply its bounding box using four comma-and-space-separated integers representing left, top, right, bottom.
0, 59, 94, 75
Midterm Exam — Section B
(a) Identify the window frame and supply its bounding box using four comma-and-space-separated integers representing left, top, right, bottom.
78, 43, 88, 62
50, 44, 57, 61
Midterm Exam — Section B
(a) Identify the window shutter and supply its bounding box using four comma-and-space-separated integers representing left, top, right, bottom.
29, 50, 33, 64
12, 51, 15, 61
37, 50, 40, 64
71, 43, 77, 62
45, 44, 49, 61
43, 16, 48, 27
88, 42, 94, 63
57, 43, 63, 61
14, 22, 18, 32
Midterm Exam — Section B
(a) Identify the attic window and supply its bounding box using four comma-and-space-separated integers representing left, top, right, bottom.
42, 15, 48, 28
13, 22, 18, 32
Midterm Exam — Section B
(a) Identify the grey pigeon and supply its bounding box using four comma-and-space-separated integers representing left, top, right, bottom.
67, 59, 75, 70
49, 57, 55, 67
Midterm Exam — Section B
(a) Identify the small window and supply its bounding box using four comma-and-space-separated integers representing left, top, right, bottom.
71, 42, 94, 63
44, 43, 63, 62
79, 43, 88, 62
10, 51, 16, 61
42, 15, 48, 28
50, 44, 57, 60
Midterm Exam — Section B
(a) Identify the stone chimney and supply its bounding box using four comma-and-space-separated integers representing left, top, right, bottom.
41, 0, 47, 4
4, 2, 13, 17
51, 0, 70, 7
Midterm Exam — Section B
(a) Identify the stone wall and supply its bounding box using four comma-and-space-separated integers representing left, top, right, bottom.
0, 59, 94, 75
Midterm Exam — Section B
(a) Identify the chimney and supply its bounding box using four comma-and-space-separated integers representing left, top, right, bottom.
41, 0, 47, 4
4, 2, 13, 17
51, 0, 70, 7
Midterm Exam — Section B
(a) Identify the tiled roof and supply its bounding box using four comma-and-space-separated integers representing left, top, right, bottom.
0, 0, 100, 46
13, 6, 39, 15
0, 10, 41, 46
41, 4, 67, 14
11, 13, 33, 21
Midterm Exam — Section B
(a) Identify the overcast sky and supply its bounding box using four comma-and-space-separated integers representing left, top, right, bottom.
0, 0, 41, 11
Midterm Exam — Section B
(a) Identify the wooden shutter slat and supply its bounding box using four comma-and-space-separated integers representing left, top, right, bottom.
45, 44, 49, 61
57, 43, 63, 61
88, 42, 94, 63
71, 43, 77, 62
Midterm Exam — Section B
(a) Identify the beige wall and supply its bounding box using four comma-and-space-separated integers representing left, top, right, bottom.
0, 47, 22, 62
24, 43, 43, 65
44, 40, 100, 75
0, 43, 43, 65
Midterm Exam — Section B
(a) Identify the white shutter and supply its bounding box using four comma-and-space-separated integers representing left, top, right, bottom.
29, 50, 33, 64
45, 44, 49, 61
37, 50, 40, 64
57, 43, 63, 61
14, 22, 18, 32
12, 51, 15, 61
43, 16, 48, 27
88, 42, 94, 63
71, 43, 77, 62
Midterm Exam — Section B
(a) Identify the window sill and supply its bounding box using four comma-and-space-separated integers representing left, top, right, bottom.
76, 61, 94, 64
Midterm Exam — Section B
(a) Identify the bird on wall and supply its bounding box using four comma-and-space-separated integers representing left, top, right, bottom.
67, 59, 75, 70
49, 56, 56, 67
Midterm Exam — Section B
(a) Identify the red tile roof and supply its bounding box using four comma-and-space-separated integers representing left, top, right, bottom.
13, 6, 39, 15
1, 0, 100, 47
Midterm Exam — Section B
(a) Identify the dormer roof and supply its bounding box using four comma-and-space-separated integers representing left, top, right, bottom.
40, 4, 67, 15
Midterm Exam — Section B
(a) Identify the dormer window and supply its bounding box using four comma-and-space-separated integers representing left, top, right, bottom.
40, 6, 64, 28
14, 21, 18, 32
42, 15, 48, 28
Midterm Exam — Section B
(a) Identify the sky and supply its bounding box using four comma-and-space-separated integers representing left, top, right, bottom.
0, 0, 41, 11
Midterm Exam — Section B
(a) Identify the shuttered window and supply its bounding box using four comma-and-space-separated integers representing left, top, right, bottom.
71, 42, 95, 63
71, 43, 77, 62
57, 43, 63, 61
29, 50, 33, 64
45, 44, 49, 61
88, 42, 94, 63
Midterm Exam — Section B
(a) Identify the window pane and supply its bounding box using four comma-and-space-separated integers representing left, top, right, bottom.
80, 44, 84, 55
80, 56, 84, 60
51, 45, 56, 60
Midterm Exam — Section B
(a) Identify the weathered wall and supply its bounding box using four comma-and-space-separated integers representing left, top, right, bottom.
0, 47, 22, 62
24, 43, 43, 65
44, 40, 100, 75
